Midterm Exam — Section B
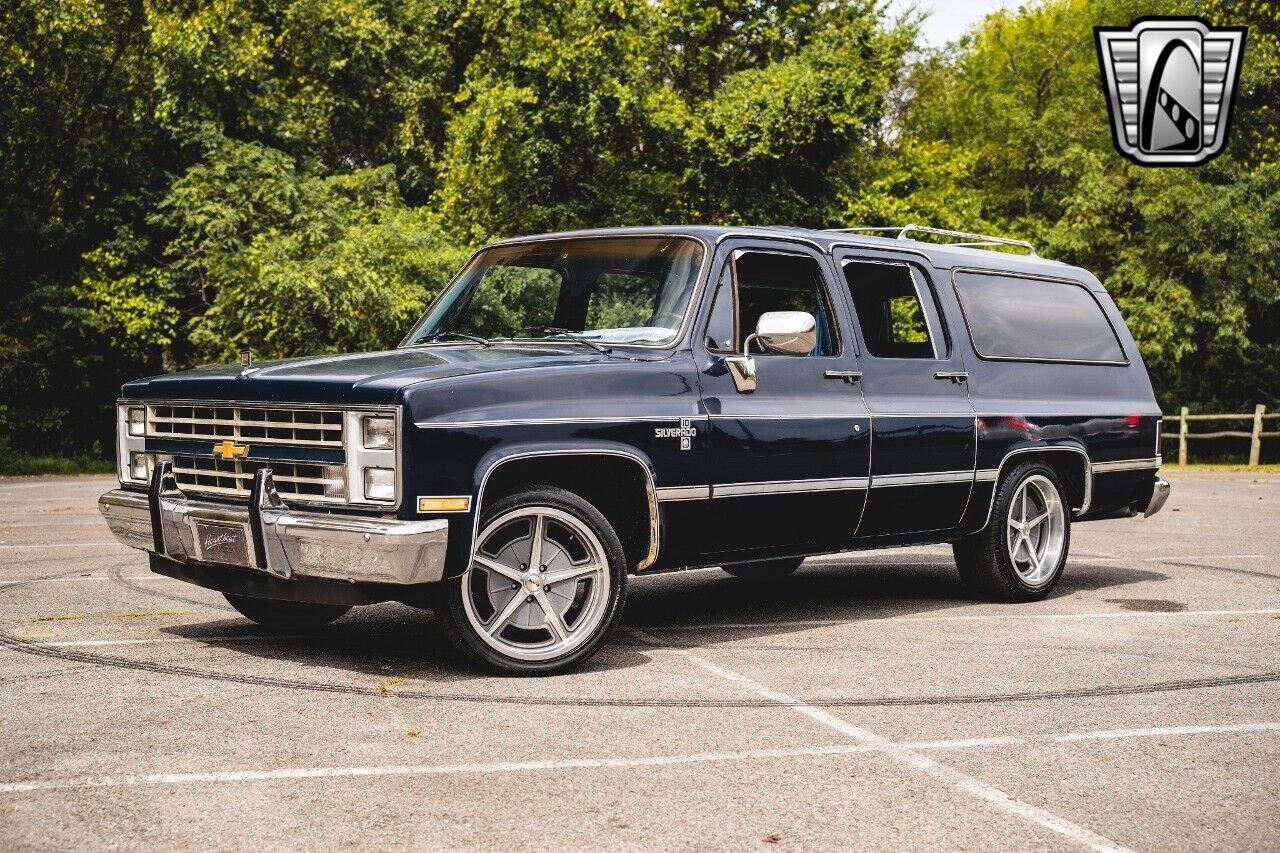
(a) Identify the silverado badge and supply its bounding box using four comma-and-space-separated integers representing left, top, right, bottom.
212, 440, 249, 461
655, 418, 697, 451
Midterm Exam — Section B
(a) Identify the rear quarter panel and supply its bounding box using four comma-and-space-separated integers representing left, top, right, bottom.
938, 263, 1162, 530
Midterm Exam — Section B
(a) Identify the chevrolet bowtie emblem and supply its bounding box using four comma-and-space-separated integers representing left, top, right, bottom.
212, 440, 249, 461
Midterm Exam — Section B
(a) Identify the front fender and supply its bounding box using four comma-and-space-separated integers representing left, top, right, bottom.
433, 438, 660, 578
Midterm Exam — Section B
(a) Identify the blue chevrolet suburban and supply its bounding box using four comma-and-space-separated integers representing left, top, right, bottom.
100, 225, 1169, 673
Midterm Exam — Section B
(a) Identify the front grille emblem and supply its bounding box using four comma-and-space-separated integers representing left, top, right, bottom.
212, 440, 249, 460
1095, 17, 1246, 166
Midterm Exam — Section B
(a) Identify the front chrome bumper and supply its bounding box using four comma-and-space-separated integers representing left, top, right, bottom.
99, 461, 448, 585
1144, 476, 1171, 518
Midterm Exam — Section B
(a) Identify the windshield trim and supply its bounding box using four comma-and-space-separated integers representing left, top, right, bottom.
398, 233, 714, 352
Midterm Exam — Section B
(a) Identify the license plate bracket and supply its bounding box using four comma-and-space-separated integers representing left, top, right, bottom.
195, 521, 251, 567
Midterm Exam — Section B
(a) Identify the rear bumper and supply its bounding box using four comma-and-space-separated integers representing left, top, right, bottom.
99, 462, 448, 585
1144, 476, 1171, 518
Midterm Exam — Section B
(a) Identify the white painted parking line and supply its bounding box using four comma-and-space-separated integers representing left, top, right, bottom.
638, 608, 1280, 632
1146, 554, 1265, 561
0, 573, 163, 581
0, 721, 1273, 795
0, 542, 124, 550
635, 631, 1134, 853
902, 722, 1280, 751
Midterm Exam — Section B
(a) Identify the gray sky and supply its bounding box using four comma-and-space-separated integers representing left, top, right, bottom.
896, 0, 1021, 46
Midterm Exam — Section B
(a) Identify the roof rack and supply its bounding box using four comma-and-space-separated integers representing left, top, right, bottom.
824, 224, 1037, 256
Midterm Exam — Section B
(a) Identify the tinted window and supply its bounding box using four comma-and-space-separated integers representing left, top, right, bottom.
843, 261, 941, 359
953, 271, 1126, 363
406, 237, 704, 347
728, 251, 838, 356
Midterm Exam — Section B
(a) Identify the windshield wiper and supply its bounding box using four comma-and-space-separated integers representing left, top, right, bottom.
519, 326, 612, 355
417, 330, 493, 347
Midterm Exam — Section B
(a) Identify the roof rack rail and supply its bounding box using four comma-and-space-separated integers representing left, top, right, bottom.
824, 224, 1037, 256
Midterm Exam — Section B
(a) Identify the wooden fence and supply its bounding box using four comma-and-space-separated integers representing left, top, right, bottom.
1163, 405, 1280, 466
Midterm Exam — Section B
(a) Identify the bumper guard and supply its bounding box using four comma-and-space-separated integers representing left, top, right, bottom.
100, 461, 448, 585
1144, 476, 1171, 518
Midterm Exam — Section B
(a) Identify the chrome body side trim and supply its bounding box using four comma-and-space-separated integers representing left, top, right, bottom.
655, 485, 713, 502
1144, 477, 1171, 518
978, 445, 1094, 530
472, 449, 660, 571
415, 415, 697, 429
712, 477, 869, 498
871, 470, 973, 488
99, 478, 449, 586
974, 468, 999, 483
1092, 456, 1162, 473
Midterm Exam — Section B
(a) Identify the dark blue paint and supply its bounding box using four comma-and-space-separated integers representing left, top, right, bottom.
118, 225, 1163, 579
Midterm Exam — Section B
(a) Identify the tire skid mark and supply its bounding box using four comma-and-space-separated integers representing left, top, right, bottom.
1152, 559, 1279, 581
1, 626, 1276, 708
4, 560, 1278, 709
108, 563, 233, 612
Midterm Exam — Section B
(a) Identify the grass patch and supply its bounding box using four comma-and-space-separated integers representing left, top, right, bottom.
25, 614, 81, 623
377, 676, 406, 694
113, 609, 191, 619
0, 454, 114, 476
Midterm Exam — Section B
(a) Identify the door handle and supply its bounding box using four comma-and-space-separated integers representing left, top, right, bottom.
934, 371, 968, 384
824, 370, 863, 384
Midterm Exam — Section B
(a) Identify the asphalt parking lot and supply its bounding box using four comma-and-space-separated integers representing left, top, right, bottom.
1, 472, 1277, 851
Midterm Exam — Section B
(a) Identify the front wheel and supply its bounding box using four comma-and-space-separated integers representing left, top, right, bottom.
953, 462, 1070, 602
223, 593, 351, 630
435, 486, 627, 675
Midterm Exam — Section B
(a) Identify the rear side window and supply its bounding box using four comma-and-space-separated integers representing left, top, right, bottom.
843, 260, 942, 359
953, 271, 1127, 364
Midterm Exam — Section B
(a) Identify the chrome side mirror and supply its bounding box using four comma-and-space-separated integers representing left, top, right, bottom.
723, 355, 756, 394
750, 311, 817, 356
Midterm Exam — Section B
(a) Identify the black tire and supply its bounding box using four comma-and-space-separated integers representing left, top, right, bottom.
721, 557, 805, 579
953, 461, 1071, 602
223, 593, 351, 630
435, 485, 628, 675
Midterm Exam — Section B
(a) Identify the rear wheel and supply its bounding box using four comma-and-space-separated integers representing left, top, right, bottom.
436, 486, 627, 675
721, 557, 805, 579
953, 462, 1070, 602
223, 593, 350, 630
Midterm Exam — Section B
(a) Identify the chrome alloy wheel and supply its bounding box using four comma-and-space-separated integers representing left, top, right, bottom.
462, 506, 612, 662
1005, 474, 1066, 587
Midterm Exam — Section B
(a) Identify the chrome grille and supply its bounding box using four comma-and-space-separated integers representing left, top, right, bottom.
169, 455, 347, 504
147, 404, 344, 448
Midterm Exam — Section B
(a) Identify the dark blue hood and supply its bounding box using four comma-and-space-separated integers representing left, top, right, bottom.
121, 346, 611, 405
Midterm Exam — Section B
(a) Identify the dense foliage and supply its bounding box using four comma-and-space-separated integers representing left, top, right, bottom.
1, 0, 1276, 459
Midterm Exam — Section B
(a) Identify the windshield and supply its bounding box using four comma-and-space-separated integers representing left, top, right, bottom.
403, 237, 705, 348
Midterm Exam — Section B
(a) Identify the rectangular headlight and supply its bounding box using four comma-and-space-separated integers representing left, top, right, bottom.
363, 467, 395, 502
127, 407, 145, 436
362, 415, 395, 450
128, 451, 149, 482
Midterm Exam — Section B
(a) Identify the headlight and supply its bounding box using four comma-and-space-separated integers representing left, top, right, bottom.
127, 407, 145, 436
363, 467, 395, 502
362, 415, 395, 450
129, 451, 149, 482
